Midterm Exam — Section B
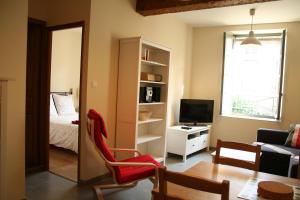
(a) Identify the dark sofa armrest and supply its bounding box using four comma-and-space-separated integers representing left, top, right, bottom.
257, 128, 289, 145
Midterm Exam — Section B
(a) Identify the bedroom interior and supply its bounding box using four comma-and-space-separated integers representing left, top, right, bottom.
1, 0, 300, 200
49, 26, 83, 181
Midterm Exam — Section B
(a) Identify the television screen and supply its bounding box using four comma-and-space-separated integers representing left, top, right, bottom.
179, 99, 214, 124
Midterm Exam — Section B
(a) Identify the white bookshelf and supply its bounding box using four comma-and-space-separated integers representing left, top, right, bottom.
116, 37, 170, 164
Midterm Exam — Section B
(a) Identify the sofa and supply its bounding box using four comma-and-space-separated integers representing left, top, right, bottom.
257, 128, 300, 177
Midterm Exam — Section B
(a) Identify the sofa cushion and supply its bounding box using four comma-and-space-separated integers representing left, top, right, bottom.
257, 128, 288, 145
261, 144, 300, 155
290, 124, 300, 148
116, 154, 160, 184
285, 124, 297, 146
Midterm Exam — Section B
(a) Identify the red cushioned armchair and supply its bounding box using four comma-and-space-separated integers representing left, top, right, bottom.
87, 109, 160, 199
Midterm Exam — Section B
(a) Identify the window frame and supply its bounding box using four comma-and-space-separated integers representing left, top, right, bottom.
220, 30, 286, 121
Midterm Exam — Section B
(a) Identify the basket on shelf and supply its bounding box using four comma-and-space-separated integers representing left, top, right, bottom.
139, 111, 152, 121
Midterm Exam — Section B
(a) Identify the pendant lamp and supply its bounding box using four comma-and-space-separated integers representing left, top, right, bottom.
241, 8, 261, 45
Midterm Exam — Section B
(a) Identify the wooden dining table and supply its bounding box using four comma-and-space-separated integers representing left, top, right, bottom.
153, 161, 300, 199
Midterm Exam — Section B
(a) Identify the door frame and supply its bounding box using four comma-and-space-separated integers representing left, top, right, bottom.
47, 21, 85, 181
26, 18, 49, 173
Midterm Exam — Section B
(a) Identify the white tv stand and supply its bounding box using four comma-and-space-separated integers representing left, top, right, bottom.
166, 125, 211, 162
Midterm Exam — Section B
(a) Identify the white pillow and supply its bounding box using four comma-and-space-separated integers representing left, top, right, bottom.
52, 94, 76, 115
50, 95, 58, 116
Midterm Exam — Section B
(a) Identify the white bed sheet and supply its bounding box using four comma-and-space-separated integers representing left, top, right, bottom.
50, 113, 79, 153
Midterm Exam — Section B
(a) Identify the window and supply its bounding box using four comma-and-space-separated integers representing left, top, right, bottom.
221, 30, 286, 120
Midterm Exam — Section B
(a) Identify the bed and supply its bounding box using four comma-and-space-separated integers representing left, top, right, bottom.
49, 91, 79, 153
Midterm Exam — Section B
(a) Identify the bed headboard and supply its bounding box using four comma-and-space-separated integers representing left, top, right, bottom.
50, 88, 73, 95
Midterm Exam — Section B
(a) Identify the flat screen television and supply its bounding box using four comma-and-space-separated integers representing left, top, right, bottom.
179, 99, 214, 125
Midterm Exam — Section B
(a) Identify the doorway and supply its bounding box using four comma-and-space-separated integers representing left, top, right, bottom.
48, 24, 83, 181
25, 20, 84, 183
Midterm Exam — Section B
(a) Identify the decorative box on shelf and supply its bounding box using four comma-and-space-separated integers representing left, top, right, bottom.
138, 111, 152, 121
141, 72, 162, 82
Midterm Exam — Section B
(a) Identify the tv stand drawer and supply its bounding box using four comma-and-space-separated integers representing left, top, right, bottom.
187, 137, 200, 154
199, 134, 208, 149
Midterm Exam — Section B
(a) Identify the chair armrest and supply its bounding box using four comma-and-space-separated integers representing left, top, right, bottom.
109, 148, 142, 156
257, 128, 289, 145
109, 161, 158, 167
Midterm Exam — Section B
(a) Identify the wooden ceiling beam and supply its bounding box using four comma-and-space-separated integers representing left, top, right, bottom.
136, 0, 279, 16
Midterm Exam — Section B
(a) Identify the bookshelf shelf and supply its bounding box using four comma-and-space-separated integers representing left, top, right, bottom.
141, 59, 167, 67
138, 118, 163, 124
137, 135, 162, 144
139, 102, 165, 106
140, 80, 166, 85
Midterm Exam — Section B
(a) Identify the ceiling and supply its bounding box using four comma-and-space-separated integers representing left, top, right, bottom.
170, 0, 300, 27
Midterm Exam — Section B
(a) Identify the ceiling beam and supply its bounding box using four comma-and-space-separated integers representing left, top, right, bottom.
136, 0, 279, 16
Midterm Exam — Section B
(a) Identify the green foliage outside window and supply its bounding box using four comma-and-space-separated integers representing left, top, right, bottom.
232, 97, 256, 115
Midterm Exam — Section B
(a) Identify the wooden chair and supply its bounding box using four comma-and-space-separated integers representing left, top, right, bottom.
87, 109, 160, 200
152, 166, 230, 200
214, 139, 261, 171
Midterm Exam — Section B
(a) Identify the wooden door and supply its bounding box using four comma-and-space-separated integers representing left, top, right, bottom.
25, 19, 50, 173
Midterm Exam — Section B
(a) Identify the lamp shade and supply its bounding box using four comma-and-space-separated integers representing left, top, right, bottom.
241, 31, 261, 45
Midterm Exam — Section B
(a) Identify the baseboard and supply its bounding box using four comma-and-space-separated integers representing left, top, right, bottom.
78, 173, 111, 186
209, 146, 216, 151
26, 166, 47, 175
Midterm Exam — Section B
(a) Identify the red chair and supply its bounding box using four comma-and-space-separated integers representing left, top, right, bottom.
87, 109, 160, 199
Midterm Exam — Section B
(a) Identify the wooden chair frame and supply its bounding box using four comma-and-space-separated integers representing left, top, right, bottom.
214, 139, 261, 171
87, 119, 159, 200
152, 166, 230, 200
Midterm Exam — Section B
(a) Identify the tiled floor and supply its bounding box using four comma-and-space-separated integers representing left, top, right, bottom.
26, 150, 213, 200
166, 150, 213, 172
26, 172, 93, 200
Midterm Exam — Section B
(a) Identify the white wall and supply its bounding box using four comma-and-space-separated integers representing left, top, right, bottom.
51, 28, 82, 108
83, 0, 193, 179
0, 0, 28, 199
190, 22, 300, 146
